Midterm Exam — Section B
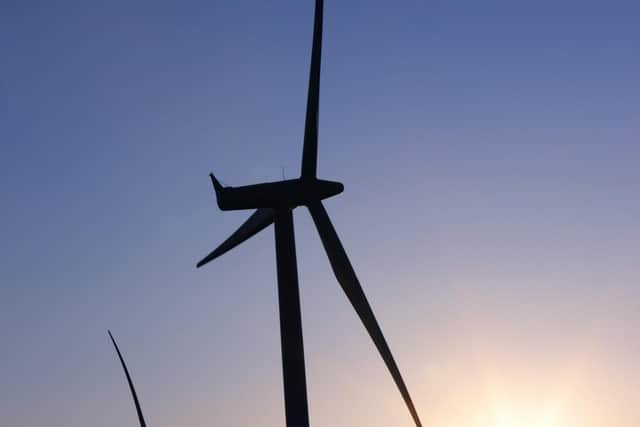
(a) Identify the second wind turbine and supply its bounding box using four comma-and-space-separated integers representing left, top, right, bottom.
197, 1, 423, 426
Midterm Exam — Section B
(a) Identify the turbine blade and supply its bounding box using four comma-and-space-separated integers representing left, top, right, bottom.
197, 208, 274, 268
307, 202, 423, 427
300, 0, 323, 179
108, 331, 147, 427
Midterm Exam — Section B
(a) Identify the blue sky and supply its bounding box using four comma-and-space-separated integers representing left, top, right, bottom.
1, 1, 639, 426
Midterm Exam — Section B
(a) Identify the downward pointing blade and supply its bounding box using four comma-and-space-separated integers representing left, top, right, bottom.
197, 208, 274, 268
108, 331, 147, 427
307, 201, 423, 427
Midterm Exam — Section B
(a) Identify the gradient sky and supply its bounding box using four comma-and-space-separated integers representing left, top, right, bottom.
1, 1, 639, 426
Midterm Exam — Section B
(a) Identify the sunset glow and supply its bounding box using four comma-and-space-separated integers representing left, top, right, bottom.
2, 0, 639, 426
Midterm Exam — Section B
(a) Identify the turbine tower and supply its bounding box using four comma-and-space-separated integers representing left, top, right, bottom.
197, 1, 423, 426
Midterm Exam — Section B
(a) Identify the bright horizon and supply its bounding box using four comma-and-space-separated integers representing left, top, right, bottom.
1, 0, 639, 426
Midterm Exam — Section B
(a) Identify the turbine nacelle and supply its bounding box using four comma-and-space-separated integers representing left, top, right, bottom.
210, 174, 344, 211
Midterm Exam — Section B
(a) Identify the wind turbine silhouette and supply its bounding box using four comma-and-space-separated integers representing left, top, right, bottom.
197, 1, 423, 426
108, 331, 148, 427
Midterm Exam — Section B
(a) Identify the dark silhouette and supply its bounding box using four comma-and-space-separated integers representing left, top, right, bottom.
197, 1, 423, 426
108, 330, 148, 427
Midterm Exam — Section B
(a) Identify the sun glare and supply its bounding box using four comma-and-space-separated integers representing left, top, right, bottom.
434, 395, 568, 427
415, 343, 589, 427
462, 372, 574, 427
490, 402, 562, 427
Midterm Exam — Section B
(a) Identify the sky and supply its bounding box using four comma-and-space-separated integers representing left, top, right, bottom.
1, 0, 639, 426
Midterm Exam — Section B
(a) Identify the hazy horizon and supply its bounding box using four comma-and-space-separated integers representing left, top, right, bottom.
2, 0, 639, 426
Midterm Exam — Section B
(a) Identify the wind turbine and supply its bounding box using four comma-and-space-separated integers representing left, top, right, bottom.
197, 1, 423, 426
108, 331, 148, 427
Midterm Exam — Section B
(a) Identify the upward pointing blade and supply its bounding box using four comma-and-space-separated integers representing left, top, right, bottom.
307, 201, 423, 427
197, 208, 274, 268
300, 0, 323, 179
108, 331, 147, 427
